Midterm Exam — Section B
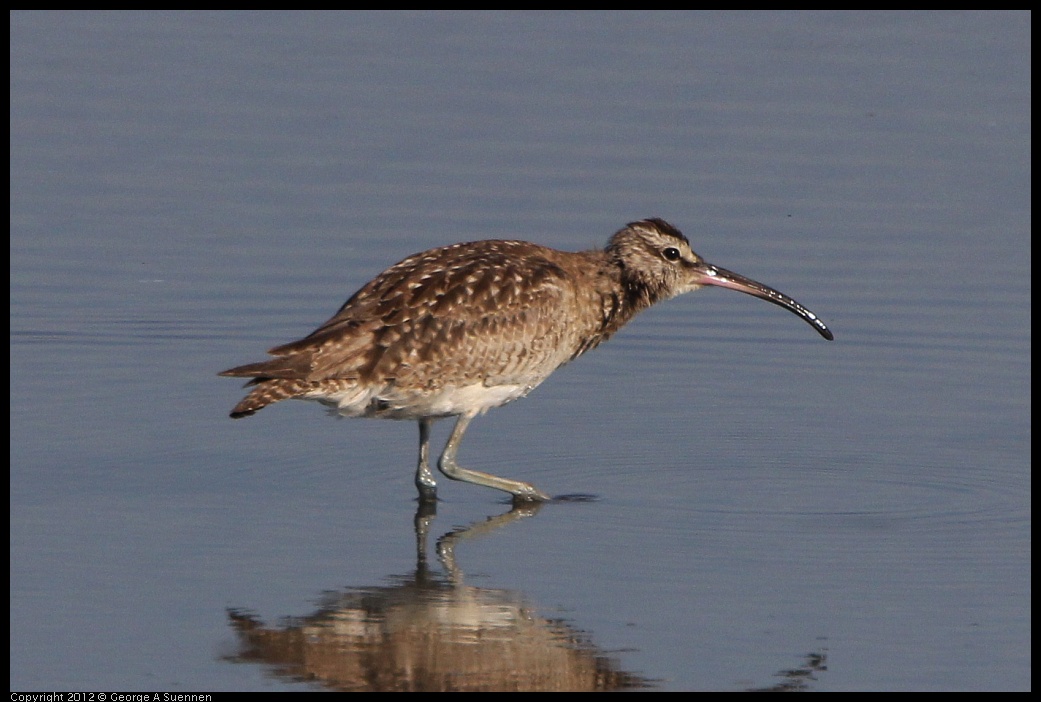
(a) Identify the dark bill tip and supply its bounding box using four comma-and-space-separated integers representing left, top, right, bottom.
696, 263, 834, 341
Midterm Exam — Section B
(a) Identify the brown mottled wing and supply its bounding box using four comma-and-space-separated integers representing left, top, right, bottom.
257, 241, 582, 390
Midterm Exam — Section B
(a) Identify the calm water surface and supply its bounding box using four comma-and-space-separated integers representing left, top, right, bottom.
10, 11, 1029, 691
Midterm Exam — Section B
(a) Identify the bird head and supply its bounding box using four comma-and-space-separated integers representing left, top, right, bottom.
607, 218, 833, 340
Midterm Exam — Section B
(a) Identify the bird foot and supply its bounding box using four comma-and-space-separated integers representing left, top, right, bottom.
511, 484, 553, 503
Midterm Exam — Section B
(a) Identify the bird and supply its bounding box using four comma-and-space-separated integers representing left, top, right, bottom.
220, 218, 833, 503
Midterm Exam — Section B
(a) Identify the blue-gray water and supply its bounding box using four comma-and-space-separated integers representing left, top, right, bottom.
10, 11, 1029, 691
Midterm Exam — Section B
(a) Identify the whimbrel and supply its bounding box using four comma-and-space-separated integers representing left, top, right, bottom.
220, 218, 833, 503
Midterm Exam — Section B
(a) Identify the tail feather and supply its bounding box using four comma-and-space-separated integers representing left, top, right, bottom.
220, 355, 316, 417
219, 357, 306, 380
221, 347, 366, 418
227, 378, 320, 418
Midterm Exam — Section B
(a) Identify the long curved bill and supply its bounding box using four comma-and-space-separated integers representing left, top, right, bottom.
692, 262, 834, 341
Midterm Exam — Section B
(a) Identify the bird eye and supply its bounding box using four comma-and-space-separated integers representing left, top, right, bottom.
662, 247, 681, 261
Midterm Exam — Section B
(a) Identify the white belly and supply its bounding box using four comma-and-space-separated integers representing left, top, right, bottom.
302, 381, 536, 420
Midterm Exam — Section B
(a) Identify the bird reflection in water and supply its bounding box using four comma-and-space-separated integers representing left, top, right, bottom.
223, 502, 652, 692
223, 503, 828, 691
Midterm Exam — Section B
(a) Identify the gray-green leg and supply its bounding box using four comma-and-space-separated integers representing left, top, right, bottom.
415, 418, 438, 502
437, 413, 551, 502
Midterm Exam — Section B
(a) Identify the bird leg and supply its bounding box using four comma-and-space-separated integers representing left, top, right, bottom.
437, 413, 552, 502
415, 418, 439, 502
